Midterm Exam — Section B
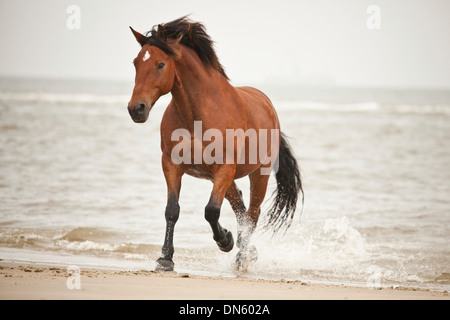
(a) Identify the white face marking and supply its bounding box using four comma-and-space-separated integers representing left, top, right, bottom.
143, 50, 150, 62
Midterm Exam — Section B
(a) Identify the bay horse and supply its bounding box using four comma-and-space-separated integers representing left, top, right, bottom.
127, 16, 303, 271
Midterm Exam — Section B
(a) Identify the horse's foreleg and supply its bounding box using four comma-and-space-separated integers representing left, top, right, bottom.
205, 166, 236, 252
156, 157, 182, 271
235, 170, 270, 271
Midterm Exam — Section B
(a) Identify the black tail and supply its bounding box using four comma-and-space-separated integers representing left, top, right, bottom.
264, 133, 304, 234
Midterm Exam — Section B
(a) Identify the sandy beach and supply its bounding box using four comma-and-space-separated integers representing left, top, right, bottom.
0, 262, 447, 300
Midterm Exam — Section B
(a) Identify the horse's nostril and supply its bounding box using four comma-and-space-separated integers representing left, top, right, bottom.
137, 103, 146, 114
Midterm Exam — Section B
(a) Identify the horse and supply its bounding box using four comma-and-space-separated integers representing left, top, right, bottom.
127, 16, 303, 271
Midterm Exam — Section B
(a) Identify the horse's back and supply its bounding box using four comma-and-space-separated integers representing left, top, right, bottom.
235, 86, 280, 130
236, 86, 271, 102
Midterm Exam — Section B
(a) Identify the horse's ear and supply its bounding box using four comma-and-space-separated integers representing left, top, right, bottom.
130, 27, 147, 47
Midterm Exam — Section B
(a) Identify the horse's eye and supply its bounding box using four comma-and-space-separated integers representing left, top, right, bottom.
157, 63, 165, 69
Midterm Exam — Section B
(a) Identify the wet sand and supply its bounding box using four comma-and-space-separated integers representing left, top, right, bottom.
0, 262, 448, 300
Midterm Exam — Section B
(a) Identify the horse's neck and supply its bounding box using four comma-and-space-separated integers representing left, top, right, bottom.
170, 46, 231, 126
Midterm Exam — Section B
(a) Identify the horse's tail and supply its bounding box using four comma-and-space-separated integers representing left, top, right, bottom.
264, 132, 304, 234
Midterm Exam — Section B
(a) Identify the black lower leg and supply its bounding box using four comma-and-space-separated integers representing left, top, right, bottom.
156, 194, 180, 271
205, 201, 234, 252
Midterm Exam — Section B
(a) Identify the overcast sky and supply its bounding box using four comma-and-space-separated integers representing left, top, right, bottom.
0, 0, 449, 88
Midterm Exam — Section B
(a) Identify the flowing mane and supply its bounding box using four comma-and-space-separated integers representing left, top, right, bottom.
144, 16, 228, 80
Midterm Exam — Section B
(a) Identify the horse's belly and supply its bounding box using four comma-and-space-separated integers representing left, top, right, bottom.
185, 166, 213, 180
234, 163, 263, 179
184, 163, 262, 181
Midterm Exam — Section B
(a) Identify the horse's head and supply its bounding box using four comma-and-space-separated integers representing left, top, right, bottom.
128, 27, 177, 123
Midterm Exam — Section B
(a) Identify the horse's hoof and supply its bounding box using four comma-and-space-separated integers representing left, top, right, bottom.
217, 229, 234, 252
234, 246, 257, 271
234, 251, 249, 271
155, 258, 174, 271
248, 245, 258, 263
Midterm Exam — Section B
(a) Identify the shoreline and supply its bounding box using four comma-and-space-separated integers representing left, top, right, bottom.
0, 262, 448, 300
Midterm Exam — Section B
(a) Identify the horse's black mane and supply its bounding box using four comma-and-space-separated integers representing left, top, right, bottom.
144, 16, 228, 80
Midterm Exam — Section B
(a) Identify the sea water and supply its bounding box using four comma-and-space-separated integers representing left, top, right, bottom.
0, 77, 449, 291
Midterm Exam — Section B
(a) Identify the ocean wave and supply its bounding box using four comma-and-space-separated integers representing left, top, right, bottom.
277, 100, 450, 115
55, 239, 120, 252
60, 227, 119, 242
245, 216, 448, 288
1, 91, 449, 115
0, 92, 129, 104
0, 227, 160, 258
0, 225, 448, 290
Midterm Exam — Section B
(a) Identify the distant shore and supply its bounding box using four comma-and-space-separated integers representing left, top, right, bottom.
0, 262, 447, 300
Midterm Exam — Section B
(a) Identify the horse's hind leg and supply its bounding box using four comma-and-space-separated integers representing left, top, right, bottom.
235, 170, 270, 271
205, 166, 236, 252
225, 182, 249, 252
225, 182, 246, 218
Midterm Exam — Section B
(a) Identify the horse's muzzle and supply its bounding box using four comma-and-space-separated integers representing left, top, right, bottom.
128, 103, 150, 123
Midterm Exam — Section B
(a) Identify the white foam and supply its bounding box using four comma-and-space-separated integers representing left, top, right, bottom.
0, 92, 129, 104
276, 100, 450, 115
55, 239, 120, 252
